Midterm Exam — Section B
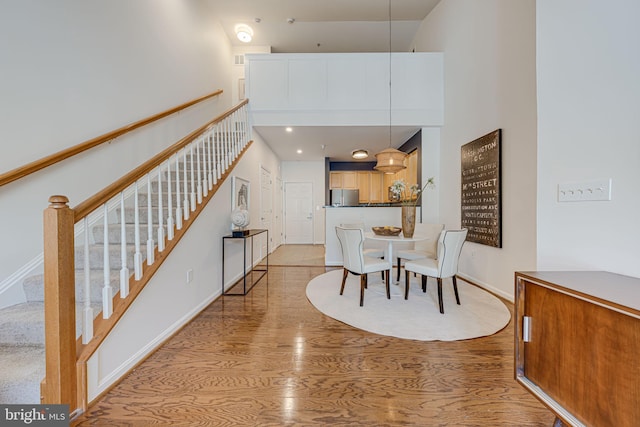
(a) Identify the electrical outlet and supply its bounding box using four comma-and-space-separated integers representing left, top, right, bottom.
558, 179, 611, 202
186, 269, 194, 284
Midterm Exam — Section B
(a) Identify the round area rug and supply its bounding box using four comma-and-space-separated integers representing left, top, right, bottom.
306, 269, 510, 341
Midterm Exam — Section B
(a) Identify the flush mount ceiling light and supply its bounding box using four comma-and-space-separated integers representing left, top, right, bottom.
351, 149, 369, 159
374, 0, 407, 174
235, 24, 253, 43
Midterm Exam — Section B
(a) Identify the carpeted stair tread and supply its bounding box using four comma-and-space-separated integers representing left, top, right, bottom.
22, 270, 120, 303
0, 302, 46, 345
0, 344, 45, 404
0, 301, 104, 346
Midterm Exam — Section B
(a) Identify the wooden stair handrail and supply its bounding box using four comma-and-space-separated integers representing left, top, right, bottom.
0, 89, 223, 188
72, 99, 248, 221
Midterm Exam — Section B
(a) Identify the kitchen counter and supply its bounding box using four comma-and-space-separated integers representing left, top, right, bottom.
325, 206, 420, 266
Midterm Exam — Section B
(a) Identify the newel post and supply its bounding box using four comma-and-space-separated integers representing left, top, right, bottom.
41, 195, 77, 407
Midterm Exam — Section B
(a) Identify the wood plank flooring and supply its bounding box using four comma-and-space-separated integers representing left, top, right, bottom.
265, 244, 325, 266
72, 265, 554, 426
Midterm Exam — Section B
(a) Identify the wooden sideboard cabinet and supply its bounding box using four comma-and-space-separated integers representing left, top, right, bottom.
514, 271, 640, 427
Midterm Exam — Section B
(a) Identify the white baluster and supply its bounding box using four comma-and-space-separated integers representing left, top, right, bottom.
183, 149, 190, 220
196, 138, 203, 204
245, 104, 252, 144
102, 204, 113, 319
215, 123, 221, 181
82, 217, 93, 344
241, 105, 247, 149
190, 144, 196, 211
146, 174, 155, 265
157, 168, 165, 252
225, 118, 230, 170
229, 111, 236, 161
229, 116, 234, 165
119, 192, 129, 298
224, 116, 233, 169
175, 153, 183, 229
207, 132, 213, 190
134, 184, 143, 280
167, 158, 175, 239
233, 110, 239, 159
202, 134, 209, 196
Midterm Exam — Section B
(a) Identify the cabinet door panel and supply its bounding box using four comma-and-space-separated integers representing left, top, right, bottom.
330, 172, 342, 189
407, 151, 418, 187
370, 173, 383, 202
357, 172, 370, 203
342, 172, 357, 189
524, 281, 640, 427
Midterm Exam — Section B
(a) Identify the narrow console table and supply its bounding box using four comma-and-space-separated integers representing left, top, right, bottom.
514, 271, 640, 427
222, 229, 268, 296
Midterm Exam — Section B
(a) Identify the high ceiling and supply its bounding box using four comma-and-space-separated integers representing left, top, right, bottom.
202, 0, 441, 162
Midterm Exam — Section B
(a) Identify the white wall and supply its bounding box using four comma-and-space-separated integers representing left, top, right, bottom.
420, 127, 441, 224
0, 0, 233, 283
412, 0, 538, 299
281, 161, 326, 244
536, 0, 640, 277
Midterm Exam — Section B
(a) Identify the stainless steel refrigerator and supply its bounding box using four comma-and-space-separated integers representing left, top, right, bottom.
330, 189, 360, 206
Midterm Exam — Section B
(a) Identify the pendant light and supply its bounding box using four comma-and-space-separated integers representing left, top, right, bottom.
374, 0, 407, 174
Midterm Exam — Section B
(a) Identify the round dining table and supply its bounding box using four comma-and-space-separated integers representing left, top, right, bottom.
364, 232, 429, 284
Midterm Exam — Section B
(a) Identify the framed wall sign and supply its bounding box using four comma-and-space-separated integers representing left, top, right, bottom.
232, 176, 250, 211
460, 129, 502, 248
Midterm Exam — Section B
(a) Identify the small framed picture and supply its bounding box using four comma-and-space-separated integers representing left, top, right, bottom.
232, 176, 250, 211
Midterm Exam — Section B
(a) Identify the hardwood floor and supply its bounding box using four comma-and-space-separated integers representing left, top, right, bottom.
265, 244, 325, 266
72, 265, 554, 426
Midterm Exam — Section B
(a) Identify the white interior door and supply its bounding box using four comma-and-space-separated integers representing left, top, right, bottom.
260, 166, 272, 256
285, 182, 313, 244
274, 177, 283, 249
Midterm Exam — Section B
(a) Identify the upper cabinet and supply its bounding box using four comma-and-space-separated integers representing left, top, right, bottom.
245, 53, 443, 127
329, 171, 357, 190
331, 171, 385, 203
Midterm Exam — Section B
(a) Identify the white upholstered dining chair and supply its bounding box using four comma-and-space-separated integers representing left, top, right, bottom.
336, 226, 391, 307
403, 229, 468, 314
395, 223, 444, 281
341, 222, 386, 280
340, 222, 385, 258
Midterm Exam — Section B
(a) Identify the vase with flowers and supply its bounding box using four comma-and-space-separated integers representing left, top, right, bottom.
389, 177, 435, 238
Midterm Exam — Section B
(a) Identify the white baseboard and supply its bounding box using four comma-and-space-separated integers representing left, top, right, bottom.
0, 255, 41, 308
456, 272, 514, 303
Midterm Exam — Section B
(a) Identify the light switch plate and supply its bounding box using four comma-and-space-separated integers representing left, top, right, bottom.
558, 179, 612, 202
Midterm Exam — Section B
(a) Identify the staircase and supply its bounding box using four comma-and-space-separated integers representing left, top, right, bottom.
0, 150, 212, 404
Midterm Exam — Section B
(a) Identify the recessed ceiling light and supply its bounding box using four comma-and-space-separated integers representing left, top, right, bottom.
235, 24, 253, 43
296, 149, 302, 154
286, 127, 293, 132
